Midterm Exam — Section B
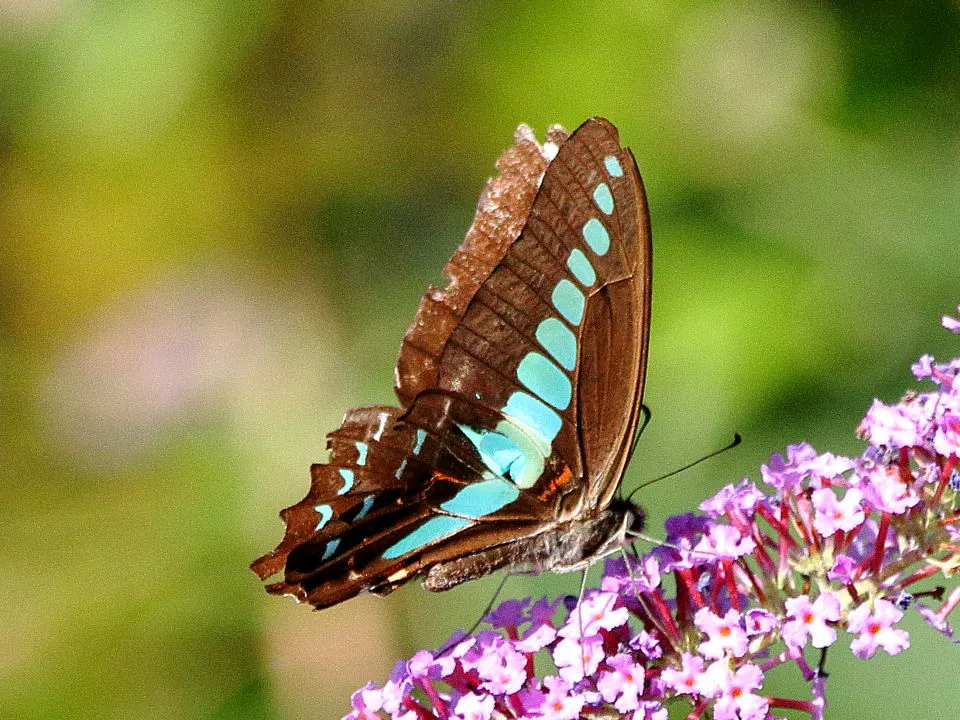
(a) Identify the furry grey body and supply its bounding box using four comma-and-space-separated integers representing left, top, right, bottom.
424, 503, 644, 591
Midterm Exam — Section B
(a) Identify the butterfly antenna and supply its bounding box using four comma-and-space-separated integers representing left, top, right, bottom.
625, 433, 742, 505
627, 404, 653, 462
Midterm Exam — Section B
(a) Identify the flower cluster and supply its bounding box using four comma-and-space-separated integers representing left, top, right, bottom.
346, 307, 960, 720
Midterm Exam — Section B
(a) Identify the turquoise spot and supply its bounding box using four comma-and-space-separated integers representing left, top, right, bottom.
536, 317, 577, 371
593, 183, 614, 214
314, 504, 333, 530
413, 429, 427, 455
583, 218, 610, 255
604, 155, 623, 177
566, 249, 596, 287
337, 468, 354, 495
355, 441, 368, 466
458, 425, 523, 478
517, 352, 572, 409
503, 391, 562, 444
355, 495, 375, 521
440, 478, 520, 518
383, 516, 471, 559
394, 458, 408, 480
321, 539, 340, 561
552, 280, 585, 326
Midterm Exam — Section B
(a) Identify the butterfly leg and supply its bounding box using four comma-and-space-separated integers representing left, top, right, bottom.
576, 567, 589, 676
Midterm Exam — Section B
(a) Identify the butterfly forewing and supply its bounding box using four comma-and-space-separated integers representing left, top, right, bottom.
253, 117, 652, 609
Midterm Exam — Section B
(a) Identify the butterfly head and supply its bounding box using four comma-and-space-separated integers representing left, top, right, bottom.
607, 496, 647, 543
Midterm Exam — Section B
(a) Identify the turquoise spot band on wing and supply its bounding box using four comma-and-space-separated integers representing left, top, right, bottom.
314, 503, 333, 530
355, 494, 375, 521
321, 538, 340, 561
566, 249, 596, 286
503, 391, 562, 444
457, 421, 545, 489
517, 352, 572, 410
413, 429, 427, 455
383, 516, 471, 559
583, 218, 610, 255
593, 183, 614, 215
337, 468, 354, 495
440, 478, 520, 518
458, 424, 524, 478
354, 441, 368, 466
604, 155, 624, 177
552, 279, 585, 326
536, 317, 577, 371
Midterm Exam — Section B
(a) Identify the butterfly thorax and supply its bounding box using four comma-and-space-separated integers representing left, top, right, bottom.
424, 497, 645, 591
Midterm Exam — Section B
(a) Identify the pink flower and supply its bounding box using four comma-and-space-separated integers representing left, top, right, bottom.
942, 305, 960, 333
847, 599, 910, 658
933, 412, 960, 456
694, 524, 757, 560
660, 652, 705, 696
597, 653, 646, 712
515, 622, 557, 652
859, 399, 928, 448
553, 632, 604, 682
452, 692, 494, 720
695, 608, 749, 659
708, 662, 770, 720
812, 486, 865, 536
781, 593, 841, 650
856, 464, 920, 515
474, 640, 528, 695
558, 591, 629, 638
535, 676, 585, 720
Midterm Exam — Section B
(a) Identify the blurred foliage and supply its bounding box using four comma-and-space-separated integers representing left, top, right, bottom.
1, 1, 958, 718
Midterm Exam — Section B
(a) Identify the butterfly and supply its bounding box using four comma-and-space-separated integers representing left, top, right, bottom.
252, 117, 652, 609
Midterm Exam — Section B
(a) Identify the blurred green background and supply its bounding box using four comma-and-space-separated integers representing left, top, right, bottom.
2, 1, 958, 718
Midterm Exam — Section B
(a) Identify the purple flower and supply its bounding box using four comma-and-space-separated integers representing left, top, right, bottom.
827, 553, 857, 583
484, 597, 529, 628
847, 599, 910, 658
743, 608, 779, 636
761, 443, 818, 490
630, 629, 663, 659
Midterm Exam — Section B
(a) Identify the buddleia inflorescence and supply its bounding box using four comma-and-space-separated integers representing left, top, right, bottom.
346, 306, 960, 720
